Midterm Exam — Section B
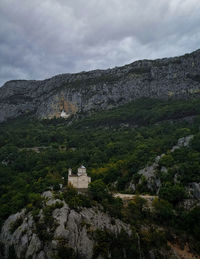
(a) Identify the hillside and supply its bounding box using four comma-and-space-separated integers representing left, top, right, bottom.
0, 49, 200, 123
0, 98, 200, 258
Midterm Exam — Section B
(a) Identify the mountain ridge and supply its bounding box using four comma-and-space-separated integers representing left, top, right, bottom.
2, 48, 200, 86
0, 48, 200, 122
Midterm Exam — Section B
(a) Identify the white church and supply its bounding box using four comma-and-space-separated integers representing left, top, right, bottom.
68, 165, 91, 189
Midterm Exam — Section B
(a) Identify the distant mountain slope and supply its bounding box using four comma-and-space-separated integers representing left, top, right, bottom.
0, 49, 200, 122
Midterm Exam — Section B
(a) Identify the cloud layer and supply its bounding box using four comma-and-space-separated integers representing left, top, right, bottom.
0, 0, 200, 86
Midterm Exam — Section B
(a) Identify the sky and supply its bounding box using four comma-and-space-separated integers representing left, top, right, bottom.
0, 0, 200, 86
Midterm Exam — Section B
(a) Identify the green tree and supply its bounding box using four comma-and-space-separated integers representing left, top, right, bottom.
159, 183, 187, 204
89, 180, 110, 202
152, 198, 174, 222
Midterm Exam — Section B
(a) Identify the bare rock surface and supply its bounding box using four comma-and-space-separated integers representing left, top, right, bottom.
0, 192, 132, 259
0, 49, 200, 122
187, 182, 200, 200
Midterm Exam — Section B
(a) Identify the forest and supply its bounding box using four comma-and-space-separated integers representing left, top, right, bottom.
0, 98, 200, 255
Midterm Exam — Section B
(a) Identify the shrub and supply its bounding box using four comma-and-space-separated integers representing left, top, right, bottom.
89, 180, 110, 202
136, 175, 149, 193
35, 221, 53, 241
186, 206, 200, 239
0, 241, 5, 257
57, 240, 78, 259
159, 183, 187, 204
152, 198, 174, 223
101, 196, 123, 218
124, 195, 147, 225
141, 227, 167, 249
62, 186, 92, 210
8, 245, 17, 259
93, 229, 139, 259
9, 217, 23, 234
159, 154, 174, 168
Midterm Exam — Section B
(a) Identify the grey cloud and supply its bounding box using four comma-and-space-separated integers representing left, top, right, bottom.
0, 0, 200, 86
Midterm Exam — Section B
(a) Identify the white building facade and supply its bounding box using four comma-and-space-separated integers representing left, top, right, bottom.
68, 165, 91, 189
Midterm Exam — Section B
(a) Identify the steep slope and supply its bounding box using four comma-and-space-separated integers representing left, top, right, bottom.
0, 49, 200, 122
0, 190, 180, 259
0, 191, 133, 259
127, 135, 195, 194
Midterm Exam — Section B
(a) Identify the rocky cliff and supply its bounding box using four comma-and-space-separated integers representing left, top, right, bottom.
0, 190, 181, 259
0, 191, 133, 259
0, 49, 200, 122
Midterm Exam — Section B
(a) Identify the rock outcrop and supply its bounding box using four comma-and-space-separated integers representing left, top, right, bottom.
0, 49, 200, 122
0, 191, 132, 259
127, 135, 195, 194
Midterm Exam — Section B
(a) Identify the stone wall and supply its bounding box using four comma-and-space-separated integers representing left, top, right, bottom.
68, 175, 91, 189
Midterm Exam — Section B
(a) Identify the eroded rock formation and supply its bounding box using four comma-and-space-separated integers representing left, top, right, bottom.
0, 191, 132, 259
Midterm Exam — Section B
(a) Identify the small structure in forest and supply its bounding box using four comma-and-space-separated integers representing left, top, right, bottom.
68, 165, 91, 189
60, 110, 70, 118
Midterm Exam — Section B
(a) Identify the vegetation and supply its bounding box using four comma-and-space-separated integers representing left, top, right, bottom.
8, 245, 17, 259
0, 241, 5, 257
59, 186, 92, 210
1, 97, 200, 256
57, 240, 78, 259
93, 229, 139, 259
9, 216, 23, 234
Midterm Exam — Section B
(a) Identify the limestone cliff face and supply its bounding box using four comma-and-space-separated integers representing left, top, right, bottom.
1, 49, 200, 122
0, 191, 132, 259
0, 191, 179, 259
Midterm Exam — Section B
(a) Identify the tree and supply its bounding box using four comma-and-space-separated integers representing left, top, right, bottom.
159, 154, 174, 168
159, 183, 187, 204
186, 207, 200, 239
152, 198, 174, 222
89, 180, 110, 202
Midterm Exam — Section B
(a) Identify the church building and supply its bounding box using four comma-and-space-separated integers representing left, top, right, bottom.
68, 165, 91, 189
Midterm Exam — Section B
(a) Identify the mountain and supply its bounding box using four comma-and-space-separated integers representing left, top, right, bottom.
1, 50, 200, 258
0, 49, 200, 122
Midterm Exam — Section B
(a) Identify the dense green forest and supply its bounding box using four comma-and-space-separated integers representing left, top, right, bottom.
0, 98, 200, 254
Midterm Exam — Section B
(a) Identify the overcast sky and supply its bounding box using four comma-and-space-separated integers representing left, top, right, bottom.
0, 0, 200, 86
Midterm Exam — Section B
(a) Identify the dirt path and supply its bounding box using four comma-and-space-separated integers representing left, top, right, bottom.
113, 193, 157, 201
168, 242, 200, 259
